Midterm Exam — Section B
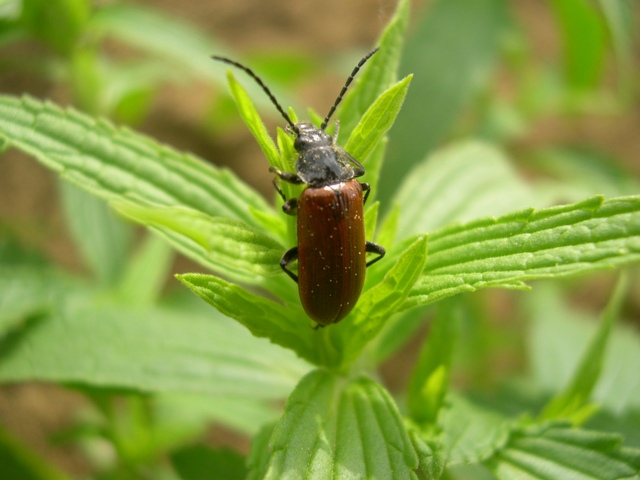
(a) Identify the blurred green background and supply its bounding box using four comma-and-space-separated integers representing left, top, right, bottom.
0, 0, 638, 478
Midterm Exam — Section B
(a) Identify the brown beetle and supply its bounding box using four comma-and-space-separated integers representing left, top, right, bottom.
213, 48, 385, 326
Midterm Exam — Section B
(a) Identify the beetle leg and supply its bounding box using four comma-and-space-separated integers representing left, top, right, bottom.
272, 178, 287, 202
365, 241, 385, 267
270, 169, 299, 215
332, 119, 340, 143
360, 182, 371, 204
282, 198, 298, 216
271, 178, 298, 215
280, 246, 299, 283
348, 155, 365, 178
269, 165, 304, 185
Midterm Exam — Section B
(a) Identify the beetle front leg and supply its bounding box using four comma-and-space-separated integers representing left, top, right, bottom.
361, 182, 371, 204
365, 241, 385, 267
269, 166, 304, 185
280, 246, 299, 283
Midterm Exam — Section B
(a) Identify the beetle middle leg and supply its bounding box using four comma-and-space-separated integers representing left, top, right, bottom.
271, 178, 298, 215
361, 182, 371, 204
365, 241, 385, 267
270, 166, 302, 215
279, 246, 299, 283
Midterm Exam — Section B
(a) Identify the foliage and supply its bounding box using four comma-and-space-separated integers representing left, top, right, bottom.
1, 0, 639, 479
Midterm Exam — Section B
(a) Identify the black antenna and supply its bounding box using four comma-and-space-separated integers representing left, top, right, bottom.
320, 46, 379, 131
212, 55, 299, 134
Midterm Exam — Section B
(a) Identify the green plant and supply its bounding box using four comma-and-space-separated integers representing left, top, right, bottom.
1, 0, 639, 479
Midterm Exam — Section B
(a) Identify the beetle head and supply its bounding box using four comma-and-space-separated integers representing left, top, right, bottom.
293, 123, 333, 153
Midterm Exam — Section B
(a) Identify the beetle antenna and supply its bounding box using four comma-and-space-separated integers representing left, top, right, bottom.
212, 55, 299, 134
320, 47, 379, 131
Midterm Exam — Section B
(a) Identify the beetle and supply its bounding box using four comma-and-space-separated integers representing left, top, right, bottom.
213, 48, 385, 327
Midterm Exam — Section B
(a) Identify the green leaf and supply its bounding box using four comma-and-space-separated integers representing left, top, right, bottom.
406, 195, 640, 310
408, 430, 446, 480
359, 136, 387, 204
0, 0, 21, 22
0, 266, 79, 337
430, 396, 640, 477
337, 0, 410, 137
344, 74, 412, 165
368, 305, 427, 364
540, 274, 629, 423
101, 60, 174, 122
383, 0, 508, 201
529, 147, 640, 200
176, 273, 320, 365
114, 202, 283, 280
113, 233, 174, 307
394, 141, 535, 240
59, 181, 133, 285
548, 0, 606, 90
364, 201, 380, 245
528, 283, 640, 414
0, 95, 274, 231
274, 126, 299, 242
407, 301, 460, 427
225, 71, 281, 168
375, 202, 399, 251
247, 422, 276, 480
588, 408, 640, 450
0, 302, 309, 399
102, 394, 212, 463
19, 0, 90, 54
156, 393, 279, 437
0, 426, 70, 480
438, 394, 513, 466
265, 370, 418, 479
171, 445, 246, 480
598, 0, 635, 96
89, 4, 221, 83
68, 44, 102, 115
485, 422, 640, 479
90, 4, 295, 111
275, 125, 296, 173
332, 235, 428, 368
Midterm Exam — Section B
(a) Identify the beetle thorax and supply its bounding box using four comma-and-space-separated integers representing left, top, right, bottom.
293, 122, 356, 187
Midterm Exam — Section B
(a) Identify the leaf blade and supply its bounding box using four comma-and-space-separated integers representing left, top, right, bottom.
337, 0, 410, 137
540, 274, 629, 423
549, 0, 607, 90
344, 74, 412, 165
382, 0, 509, 201
394, 141, 535, 239
485, 423, 640, 480
334, 235, 428, 367
406, 195, 640, 310
225, 71, 281, 168
265, 370, 418, 480
176, 273, 319, 365
407, 301, 460, 427
114, 202, 283, 280
59, 181, 134, 285
0, 95, 274, 230
0, 302, 308, 399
